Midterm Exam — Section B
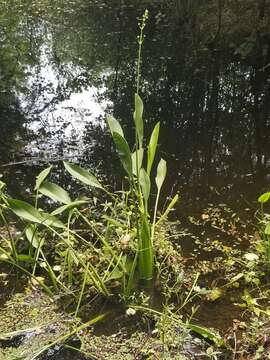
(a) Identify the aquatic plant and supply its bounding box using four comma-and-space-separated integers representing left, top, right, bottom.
0, 10, 178, 303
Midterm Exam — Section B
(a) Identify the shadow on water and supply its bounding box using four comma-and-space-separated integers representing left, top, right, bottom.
0, 0, 270, 356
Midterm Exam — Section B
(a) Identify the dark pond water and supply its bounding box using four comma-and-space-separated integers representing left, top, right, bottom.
0, 0, 270, 356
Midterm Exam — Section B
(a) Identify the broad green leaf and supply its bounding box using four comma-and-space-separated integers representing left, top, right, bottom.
132, 148, 144, 176
139, 214, 153, 280
112, 132, 133, 178
51, 200, 88, 216
34, 166, 52, 191
107, 115, 124, 137
147, 122, 160, 175
133, 93, 144, 147
258, 192, 270, 204
7, 199, 64, 229
139, 168, 151, 204
63, 162, 103, 189
39, 181, 71, 204
25, 224, 40, 248
7, 199, 44, 223
155, 158, 167, 191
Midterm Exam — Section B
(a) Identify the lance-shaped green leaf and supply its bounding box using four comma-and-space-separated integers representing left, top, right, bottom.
107, 115, 124, 137
258, 192, 270, 204
187, 324, 224, 345
156, 194, 179, 226
7, 199, 64, 228
51, 199, 88, 216
132, 148, 144, 176
7, 199, 44, 223
63, 162, 103, 189
112, 132, 133, 178
39, 182, 71, 204
155, 158, 167, 191
35, 165, 52, 191
25, 224, 41, 248
147, 122, 160, 175
133, 93, 144, 147
139, 168, 151, 205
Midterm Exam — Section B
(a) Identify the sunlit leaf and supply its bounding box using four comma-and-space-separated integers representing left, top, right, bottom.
187, 324, 224, 345
265, 223, 270, 235
139, 168, 151, 204
41, 213, 65, 228
132, 148, 144, 176
155, 158, 167, 191
112, 132, 133, 178
63, 162, 103, 189
147, 122, 160, 175
106, 267, 123, 281
107, 115, 124, 137
34, 166, 52, 191
39, 181, 71, 204
16, 254, 34, 263
0, 180, 6, 191
7, 199, 44, 223
7, 199, 65, 228
258, 192, 270, 204
133, 93, 144, 147
51, 200, 88, 216
25, 224, 41, 248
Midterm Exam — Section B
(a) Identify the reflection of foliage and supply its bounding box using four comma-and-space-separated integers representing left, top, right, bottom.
1, 0, 270, 182
71, 0, 270, 182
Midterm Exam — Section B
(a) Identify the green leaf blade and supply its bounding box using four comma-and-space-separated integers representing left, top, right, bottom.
25, 224, 41, 249
39, 182, 71, 204
107, 115, 124, 137
63, 162, 103, 189
258, 192, 270, 204
132, 148, 144, 176
35, 166, 52, 191
139, 168, 151, 205
51, 200, 88, 216
7, 198, 65, 229
112, 132, 133, 178
147, 122, 160, 175
155, 158, 167, 191
133, 94, 144, 148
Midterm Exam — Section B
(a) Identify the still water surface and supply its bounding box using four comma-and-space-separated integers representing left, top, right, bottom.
0, 0, 269, 338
